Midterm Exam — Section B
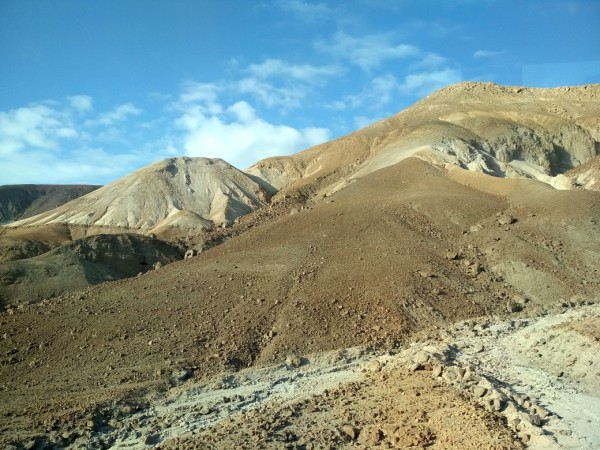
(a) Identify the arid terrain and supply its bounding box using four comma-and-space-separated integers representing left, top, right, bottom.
1, 82, 599, 449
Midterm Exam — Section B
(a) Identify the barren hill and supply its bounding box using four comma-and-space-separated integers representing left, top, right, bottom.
0, 184, 100, 224
8, 157, 272, 236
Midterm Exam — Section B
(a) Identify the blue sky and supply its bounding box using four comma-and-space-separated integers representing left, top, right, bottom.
1, 0, 599, 185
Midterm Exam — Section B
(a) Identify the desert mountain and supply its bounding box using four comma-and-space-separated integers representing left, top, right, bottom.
8, 157, 272, 236
1, 82, 599, 448
0, 184, 100, 224
248, 82, 599, 195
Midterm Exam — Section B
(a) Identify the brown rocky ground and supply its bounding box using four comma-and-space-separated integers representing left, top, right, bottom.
1, 156, 598, 448
0, 83, 599, 448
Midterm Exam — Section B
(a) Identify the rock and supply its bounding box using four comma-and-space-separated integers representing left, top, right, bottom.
431, 364, 443, 377
145, 433, 161, 445
153, 261, 162, 270
511, 417, 522, 432
442, 370, 458, 383
445, 251, 459, 260
359, 428, 383, 445
506, 299, 523, 313
184, 249, 197, 259
341, 424, 359, 440
409, 362, 424, 371
198, 405, 212, 415
498, 214, 516, 225
463, 366, 480, 382
467, 263, 483, 276
473, 386, 487, 398
413, 351, 430, 364
23, 440, 37, 450
170, 367, 193, 386
529, 413, 543, 427
489, 397, 503, 412
362, 360, 382, 373
285, 354, 303, 369
535, 406, 551, 418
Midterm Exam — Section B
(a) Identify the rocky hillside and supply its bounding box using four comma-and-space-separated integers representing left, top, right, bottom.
0, 234, 184, 307
0, 184, 100, 224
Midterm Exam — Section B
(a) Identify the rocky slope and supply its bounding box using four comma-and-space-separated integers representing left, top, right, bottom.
0, 234, 184, 307
0, 184, 100, 224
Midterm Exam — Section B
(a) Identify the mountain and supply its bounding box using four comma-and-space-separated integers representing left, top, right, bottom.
247, 82, 599, 195
8, 157, 272, 236
0, 82, 599, 448
0, 184, 100, 224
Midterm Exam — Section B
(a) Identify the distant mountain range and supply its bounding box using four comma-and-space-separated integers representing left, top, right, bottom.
0, 184, 100, 223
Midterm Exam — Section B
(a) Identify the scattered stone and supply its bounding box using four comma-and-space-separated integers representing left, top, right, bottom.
359, 428, 383, 445
184, 249, 197, 260
497, 214, 516, 225
170, 367, 193, 386
467, 263, 483, 276
473, 386, 487, 398
535, 406, 550, 418
341, 424, 359, 440
528, 413, 543, 427
23, 441, 37, 450
362, 360, 382, 373
511, 417, 522, 432
445, 251, 459, 260
413, 351, 430, 365
198, 405, 212, 415
431, 365, 443, 377
285, 354, 303, 369
506, 299, 523, 313
144, 433, 161, 445
409, 362, 424, 372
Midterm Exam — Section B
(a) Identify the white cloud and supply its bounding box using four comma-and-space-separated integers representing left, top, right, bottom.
317, 32, 419, 70
473, 49, 506, 58
87, 103, 142, 126
277, 0, 335, 22
0, 104, 77, 157
247, 58, 340, 82
0, 147, 147, 185
176, 99, 330, 169
68, 95, 93, 112
178, 81, 222, 110
399, 68, 462, 97
334, 74, 400, 110
413, 52, 449, 69
236, 77, 306, 110
0, 96, 155, 185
